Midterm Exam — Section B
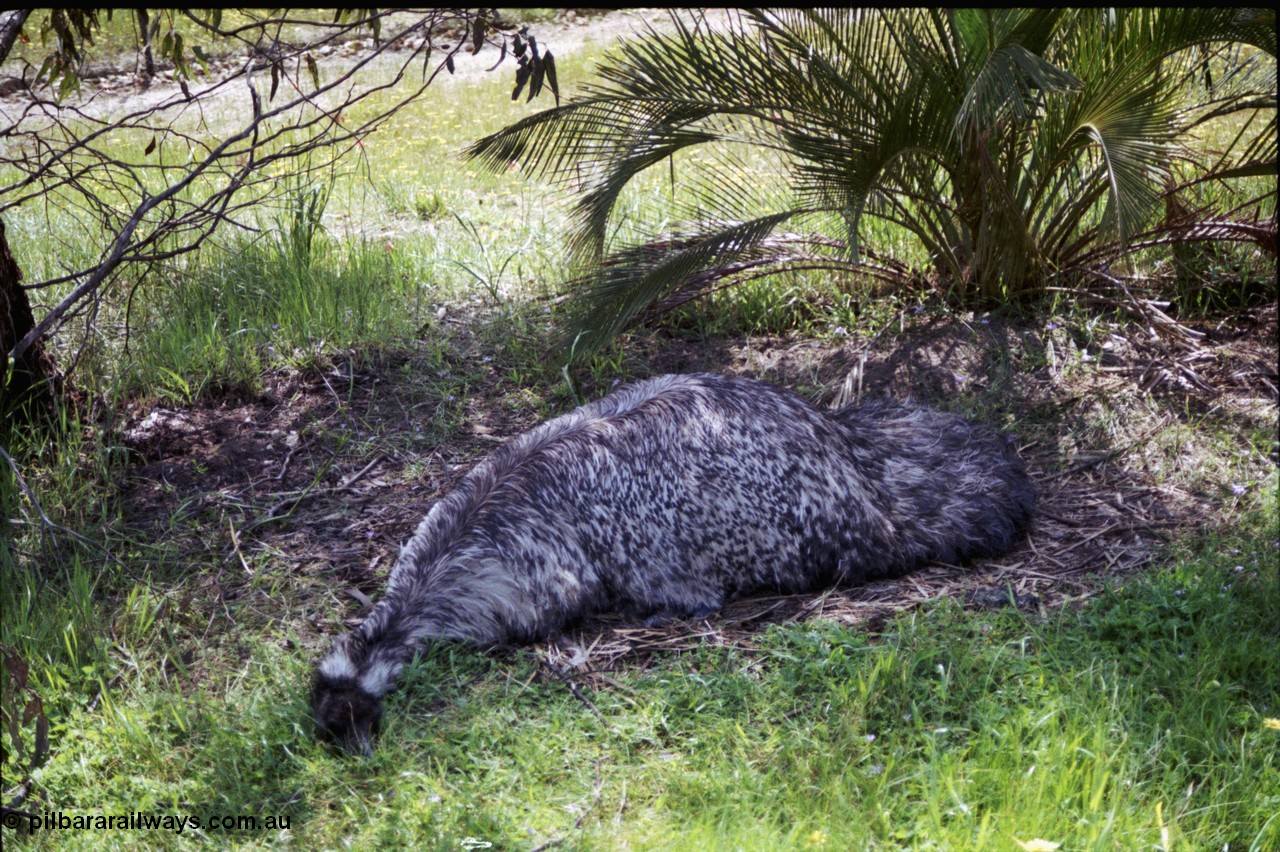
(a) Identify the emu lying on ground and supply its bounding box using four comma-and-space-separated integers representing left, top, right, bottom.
313, 372, 1035, 754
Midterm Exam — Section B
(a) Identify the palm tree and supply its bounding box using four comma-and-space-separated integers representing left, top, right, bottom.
468, 9, 1275, 359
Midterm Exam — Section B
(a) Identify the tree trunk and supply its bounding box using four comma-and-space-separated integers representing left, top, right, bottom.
0, 10, 31, 65
136, 9, 155, 87
1, 217, 60, 421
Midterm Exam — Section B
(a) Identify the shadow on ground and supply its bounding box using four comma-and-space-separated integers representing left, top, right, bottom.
116, 301, 1277, 676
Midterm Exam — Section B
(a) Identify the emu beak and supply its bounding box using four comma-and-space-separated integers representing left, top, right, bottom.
342, 724, 376, 759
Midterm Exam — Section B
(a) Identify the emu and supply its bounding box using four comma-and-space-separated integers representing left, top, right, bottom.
313, 372, 1035, 754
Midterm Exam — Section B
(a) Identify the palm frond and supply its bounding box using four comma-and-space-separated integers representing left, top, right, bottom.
557, 211, 802, 359
952, 9, 1081, 137
467, 7, 1274, 354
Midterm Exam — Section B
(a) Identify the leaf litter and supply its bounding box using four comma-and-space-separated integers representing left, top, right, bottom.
115, 299, 1277, 690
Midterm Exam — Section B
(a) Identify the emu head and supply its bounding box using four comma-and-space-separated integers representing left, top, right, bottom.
312, 671, 383, 757
312, 636, 384, 757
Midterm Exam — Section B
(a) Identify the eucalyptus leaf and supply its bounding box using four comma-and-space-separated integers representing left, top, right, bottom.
305, 53, 320, 91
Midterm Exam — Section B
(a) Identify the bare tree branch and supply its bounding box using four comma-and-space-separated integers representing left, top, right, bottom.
0, 10, 31, 65
0, 443, 126, 566
1, 9, 557, 366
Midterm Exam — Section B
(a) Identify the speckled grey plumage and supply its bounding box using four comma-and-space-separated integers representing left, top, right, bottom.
313, 372, 1035, 753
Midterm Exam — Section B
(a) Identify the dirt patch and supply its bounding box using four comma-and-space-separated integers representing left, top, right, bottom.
113, 299, 1277, 678
537, 304, 1279, 676
120, 372, 341, 529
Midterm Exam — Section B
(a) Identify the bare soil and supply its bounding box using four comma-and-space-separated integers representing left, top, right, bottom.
37, 7, 1271, 675
115, 298, 1278, 677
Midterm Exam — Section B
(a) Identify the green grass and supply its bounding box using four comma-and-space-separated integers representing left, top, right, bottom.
3, 510, 1275, 849
2, 29, 605, 403
125, 223, 428, 403
2, 14, 1276, 851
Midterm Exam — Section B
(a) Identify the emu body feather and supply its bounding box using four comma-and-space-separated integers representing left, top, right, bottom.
313, 372, 1035, 753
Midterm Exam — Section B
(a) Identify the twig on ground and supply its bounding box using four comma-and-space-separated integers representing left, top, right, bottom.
539, 655, 604, 721
0, 444, 126, 568
240, 454, 386, 532
226, 519, 254, 575
274, 438, 308, 482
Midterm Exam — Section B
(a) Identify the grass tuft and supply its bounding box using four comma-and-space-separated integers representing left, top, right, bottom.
125, 231, 428, 403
